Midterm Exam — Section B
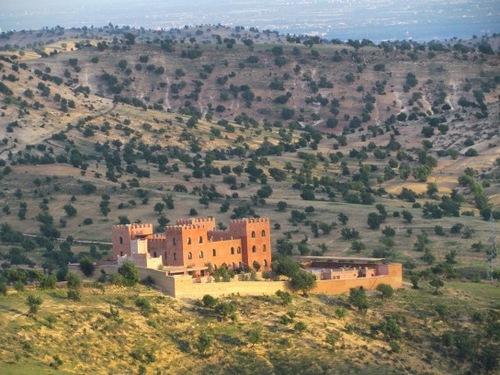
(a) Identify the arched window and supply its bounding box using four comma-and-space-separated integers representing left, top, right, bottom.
188, 252, 192, 259
173, 238, 176, 245
173, 253, 177, 260
264, 259, 268, 267
252, 245, 256, 253
119, 237, 123, 245
153, 251, 157, 257
187, 237, 191, 245
199, 236, 203, 244
231, 247, 235, 255
120, 251, 123, 256
263, 244, 267, 252
199, 251, 204, 259
212, 249, 216, 256
237, 246, 241, 254
251, 231, 256, 238
261, 230, 266, 237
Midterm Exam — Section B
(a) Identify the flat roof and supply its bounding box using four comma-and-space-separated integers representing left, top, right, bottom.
295, 256, 385, 263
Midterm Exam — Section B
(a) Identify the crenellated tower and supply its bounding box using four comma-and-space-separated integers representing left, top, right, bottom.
228, 218, 272, 269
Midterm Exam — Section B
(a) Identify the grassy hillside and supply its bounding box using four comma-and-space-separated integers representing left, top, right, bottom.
0, 280, 499, 375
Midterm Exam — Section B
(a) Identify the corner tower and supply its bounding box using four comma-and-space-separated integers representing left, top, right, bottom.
228, 218, 271, 269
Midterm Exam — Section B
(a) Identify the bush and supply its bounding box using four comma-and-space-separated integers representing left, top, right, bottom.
376, 283, 394, 299
26, 294, 43, 315
79, 257, 95, 277
195, 333, 212, 355
118, 261, 139, 286
214, 301, 237, 321
349, 287, 368, 312
202, 294, 217, 308
276, 290, 292, 305
66, 272, 81, 289
67, 289, 81, 301
294, 321, 307, 333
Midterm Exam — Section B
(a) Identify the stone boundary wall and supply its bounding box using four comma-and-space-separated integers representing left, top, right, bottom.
173, 276, 288, 299
312, 274, 401, 294
68, 263, 402, 299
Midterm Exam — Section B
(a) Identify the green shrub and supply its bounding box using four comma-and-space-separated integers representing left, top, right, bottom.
202, 294, 217, 308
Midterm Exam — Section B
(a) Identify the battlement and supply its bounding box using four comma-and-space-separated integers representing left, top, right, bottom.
150, 235, 167, 242
230, 218, 269, 225
165, 225, 183, 233
164, 224, 204, 233
176, 217, 215, 225
113, 223, 154, 230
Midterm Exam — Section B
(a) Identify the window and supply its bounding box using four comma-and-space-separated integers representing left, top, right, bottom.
188, 252, 192, 259
173, 253, 177, 260
261, 230, 266, 237
119, 236, 123, 244
198, 236, 203, 244
153, 251, 157, 257
251, 231, 256, 238
237, 246, 241, 254
252, 245, 256, 253
263, 259, 268, 267
187, 237, 191, 245
231, 247, 235, 255
164, 252, 167, 260
199, 251, 204, 258
120, 251, 123, 256
263, 244, 267, 252
173, 238, 176, 245
212, 249, 216, 256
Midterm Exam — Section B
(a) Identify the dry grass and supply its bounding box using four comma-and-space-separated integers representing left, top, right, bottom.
1, 280, 497, 375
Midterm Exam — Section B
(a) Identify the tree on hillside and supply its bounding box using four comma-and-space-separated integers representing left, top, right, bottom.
429, 277, 444, 295
376, 283, 394, 299
338, 212, 349, 225
79, 257, 95, 277
289, 270, 316, 297
367, 213, 382, 230
215, 301, 237, 322
63, 204, 77, 217
272, 255, 300, 276
349, 287, 369, 312
118, 261, 139, 286
123, 32, 136, 45
26, 294, 43, 316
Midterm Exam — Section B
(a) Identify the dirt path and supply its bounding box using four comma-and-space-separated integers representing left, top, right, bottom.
164, 75, 171, 110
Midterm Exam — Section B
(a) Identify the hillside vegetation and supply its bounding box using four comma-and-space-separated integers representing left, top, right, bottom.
0, 25, 498, 374
0, 279, 499, 375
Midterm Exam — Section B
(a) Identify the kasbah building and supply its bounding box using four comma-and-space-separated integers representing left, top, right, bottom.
112, 217, 272, 276
110, 217, 402, 297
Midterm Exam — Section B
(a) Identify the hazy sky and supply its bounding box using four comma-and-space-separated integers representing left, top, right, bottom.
1, 0, 499, 41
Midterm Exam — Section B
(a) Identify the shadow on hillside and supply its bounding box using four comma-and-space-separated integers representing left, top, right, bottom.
47, 291, 67, 300
0, 303, 23, 315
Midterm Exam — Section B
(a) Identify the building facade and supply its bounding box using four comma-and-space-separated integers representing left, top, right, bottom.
112, 217, 272, 274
